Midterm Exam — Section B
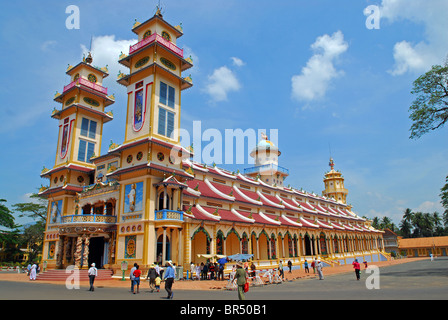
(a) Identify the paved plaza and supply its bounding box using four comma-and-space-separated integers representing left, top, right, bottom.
1, 257, 447, 301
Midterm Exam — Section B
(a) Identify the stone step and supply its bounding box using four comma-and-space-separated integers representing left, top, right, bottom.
36, 269, 113, 281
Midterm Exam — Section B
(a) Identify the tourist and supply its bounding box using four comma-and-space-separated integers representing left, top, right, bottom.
311, 259, 316, 274
132, 265, 141, 294
202, 262, 208, 280
155, 274, 161, 292
209, 262, 215, 280
278, 260, 284, 280
88, 263, 98, 291
218, 262, 225, 281
363, 260, 368, 269
316, 260, 324, 280
130, 263, 137, 293
29, 262, 37, 281
147, 264, 157, 292
304, 260, 309, 273
164, 261, 175, 299
352, 259, 361, 280
235, 262, 248, 300
190, 261, 195, 280
250, 262, 256, 278
195, 263, 200, 280
287, 260, 292, 273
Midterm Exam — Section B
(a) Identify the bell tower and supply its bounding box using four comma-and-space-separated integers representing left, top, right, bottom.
244, 133, 289, 186
117, 8, 193, 145
322, 158, 348, 204
52, 52, 115, 169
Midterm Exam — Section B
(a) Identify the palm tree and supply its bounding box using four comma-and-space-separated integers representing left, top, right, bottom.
399, 219, 413, 238
403, 208, 414, 223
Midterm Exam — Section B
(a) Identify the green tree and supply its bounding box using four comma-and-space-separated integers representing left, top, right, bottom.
409, 62, 448, 139
0, 199, 21, 262
12, 193, 47, 222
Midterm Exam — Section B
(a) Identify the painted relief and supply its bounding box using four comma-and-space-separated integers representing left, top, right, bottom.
124, 182, 143, 213
60, 119, 70, 159
133, 89, 144, 131
125, 235, 136, 259
50, 200, 62, 223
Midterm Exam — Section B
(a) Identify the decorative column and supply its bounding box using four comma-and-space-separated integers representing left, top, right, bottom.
74, 236, 83, 268
162, 227, 167, 265
82, 234, 90, 269
178, 228, 183, 267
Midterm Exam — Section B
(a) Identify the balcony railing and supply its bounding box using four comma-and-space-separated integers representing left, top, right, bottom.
244, 163, 289, 176
129, 33, 183, 57
59, 214, 117, 224
155, 209, 184, 221
63, 77, 108, 95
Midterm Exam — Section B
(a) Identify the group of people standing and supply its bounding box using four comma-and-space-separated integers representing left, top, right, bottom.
130, 261, 176, 299
190, 261, 226, 281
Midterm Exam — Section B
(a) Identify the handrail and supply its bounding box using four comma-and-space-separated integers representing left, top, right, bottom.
155, 209, 184, 221
129, 33, 183, 57
63, 77, 108, 95
59, 214, 117, 224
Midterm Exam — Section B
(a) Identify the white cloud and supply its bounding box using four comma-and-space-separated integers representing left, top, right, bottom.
205, 66, 241, 102
380, 0, 448, 75
291, 30, 348, 102
231, 57, 245, 67
81, 35, 136, 82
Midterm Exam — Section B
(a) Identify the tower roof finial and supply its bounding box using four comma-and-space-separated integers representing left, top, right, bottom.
329, 157, 335, 171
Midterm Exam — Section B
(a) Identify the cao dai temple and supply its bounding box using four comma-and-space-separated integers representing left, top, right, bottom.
38, 10, 387, 275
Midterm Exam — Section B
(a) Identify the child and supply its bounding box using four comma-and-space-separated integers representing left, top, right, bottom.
132, 265, 141, 294
155, 275, 161, 292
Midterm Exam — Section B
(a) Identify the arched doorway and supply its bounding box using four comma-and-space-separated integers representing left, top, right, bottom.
304, 234, 312, 256
157, 234, 170, 263
191, 227, 210, 264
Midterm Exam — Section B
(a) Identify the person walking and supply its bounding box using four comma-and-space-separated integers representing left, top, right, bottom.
132, 265, 141, 294
29, 262, 37, 281
130, 263, 137, 293
311, 259, 316, 274
88, 263, 98, 291
164, 261, 175, 299
316, 260, 324, 280
278, 260, 284, 280
352, 259, 361, 280
147, 264, 157, 292
235, 262, 248, 300
304, 260, 309, 273
287, 260, 292, 273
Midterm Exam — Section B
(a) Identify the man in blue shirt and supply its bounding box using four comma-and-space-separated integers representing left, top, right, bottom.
164, 261, 175, 299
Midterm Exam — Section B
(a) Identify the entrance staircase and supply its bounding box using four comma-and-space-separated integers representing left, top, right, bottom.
36, 269, 114, 281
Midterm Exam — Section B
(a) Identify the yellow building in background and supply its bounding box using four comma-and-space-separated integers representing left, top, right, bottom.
39, 10, 385, 275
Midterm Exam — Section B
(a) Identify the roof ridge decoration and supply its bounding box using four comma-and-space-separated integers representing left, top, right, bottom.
256, 191, 284, 209
232, 186, 263, 205
281, 214, 302, 227
195, 204, 220, 221
231, 208, 255, 223
259, 211, 281, 225
204, 178, 235, 201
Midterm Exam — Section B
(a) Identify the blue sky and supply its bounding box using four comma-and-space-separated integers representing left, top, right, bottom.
1, 0, 447, 226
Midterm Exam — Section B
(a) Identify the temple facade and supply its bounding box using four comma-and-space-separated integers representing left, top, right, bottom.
39, 10, 386, 274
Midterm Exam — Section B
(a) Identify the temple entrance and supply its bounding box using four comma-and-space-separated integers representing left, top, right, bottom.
88, 237, 105, 269
304, 234, 312, 256
156, 234, 170, 263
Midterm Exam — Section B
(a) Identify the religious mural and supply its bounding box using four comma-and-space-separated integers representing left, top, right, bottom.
124, 182, 143, 213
